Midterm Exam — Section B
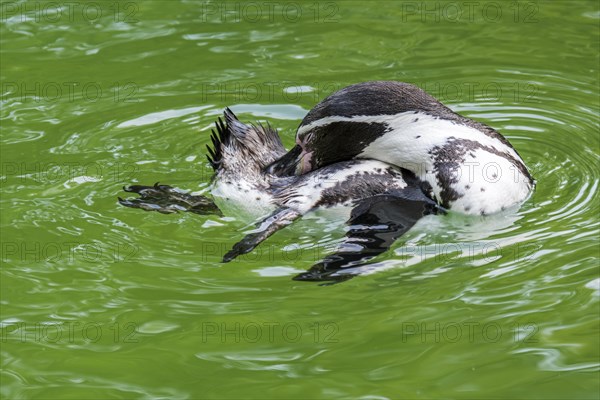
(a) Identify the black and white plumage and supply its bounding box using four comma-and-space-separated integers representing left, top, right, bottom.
120, 108, 439, 282
268, 81, 534, 215
120, 81, 534, 282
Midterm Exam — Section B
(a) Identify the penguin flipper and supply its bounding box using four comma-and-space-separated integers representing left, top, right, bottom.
293, 194, 439, 283
119, 183, 222, 216
223, 208, 301, 262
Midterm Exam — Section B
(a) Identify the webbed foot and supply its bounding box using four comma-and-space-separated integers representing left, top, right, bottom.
293, 193, 440, 283
222, 208, 300, 262
119, 182, 221, 216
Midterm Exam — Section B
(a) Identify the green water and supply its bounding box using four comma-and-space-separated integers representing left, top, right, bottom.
1, 1, 599, 399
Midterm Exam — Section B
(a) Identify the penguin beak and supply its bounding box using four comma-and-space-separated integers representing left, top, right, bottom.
266, 145, 304, 176
297, 149, 313, 174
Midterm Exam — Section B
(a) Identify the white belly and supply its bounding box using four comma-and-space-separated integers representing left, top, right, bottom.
211, 179, 276, 220
358, 112, 533, 214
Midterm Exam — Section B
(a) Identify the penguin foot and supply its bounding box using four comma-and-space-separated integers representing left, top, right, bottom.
223, 208, 301, 263
119, 182, 221, 216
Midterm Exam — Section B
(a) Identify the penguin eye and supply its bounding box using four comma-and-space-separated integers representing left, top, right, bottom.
304, 131, 314, 146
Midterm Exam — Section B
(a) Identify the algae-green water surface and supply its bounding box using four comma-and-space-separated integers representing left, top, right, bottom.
1, 1, 599, 398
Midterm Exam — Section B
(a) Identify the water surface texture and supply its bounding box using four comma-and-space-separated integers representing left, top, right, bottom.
1, 1, 599, 399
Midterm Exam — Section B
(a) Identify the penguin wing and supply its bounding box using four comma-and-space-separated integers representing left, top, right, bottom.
293, 193, 439, 284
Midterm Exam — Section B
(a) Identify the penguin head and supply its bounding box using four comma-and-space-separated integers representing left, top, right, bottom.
266, 81, 456, 176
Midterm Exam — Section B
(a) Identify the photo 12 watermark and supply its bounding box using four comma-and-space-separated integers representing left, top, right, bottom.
198, 321, 339, 343
197, 81, 539, 104
400, 321, 539, 343
1, 241, 139, 264
198, 81, 344, 103
399, 1, 539, 23
1, 321, 139, 344
415, 81, 539, 104
199, 240, 541, 265
1, 161, 140, 184
1, 1, 139, 23
1, 81, 139, 103
197, 1, 340, 23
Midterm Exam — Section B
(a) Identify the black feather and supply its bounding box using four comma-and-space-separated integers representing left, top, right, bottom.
206, 110, 240, 171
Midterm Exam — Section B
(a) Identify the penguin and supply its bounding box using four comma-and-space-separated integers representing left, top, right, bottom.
267, 81, 534, 216
120, 108, 440, 282
120, 81, 534, 282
